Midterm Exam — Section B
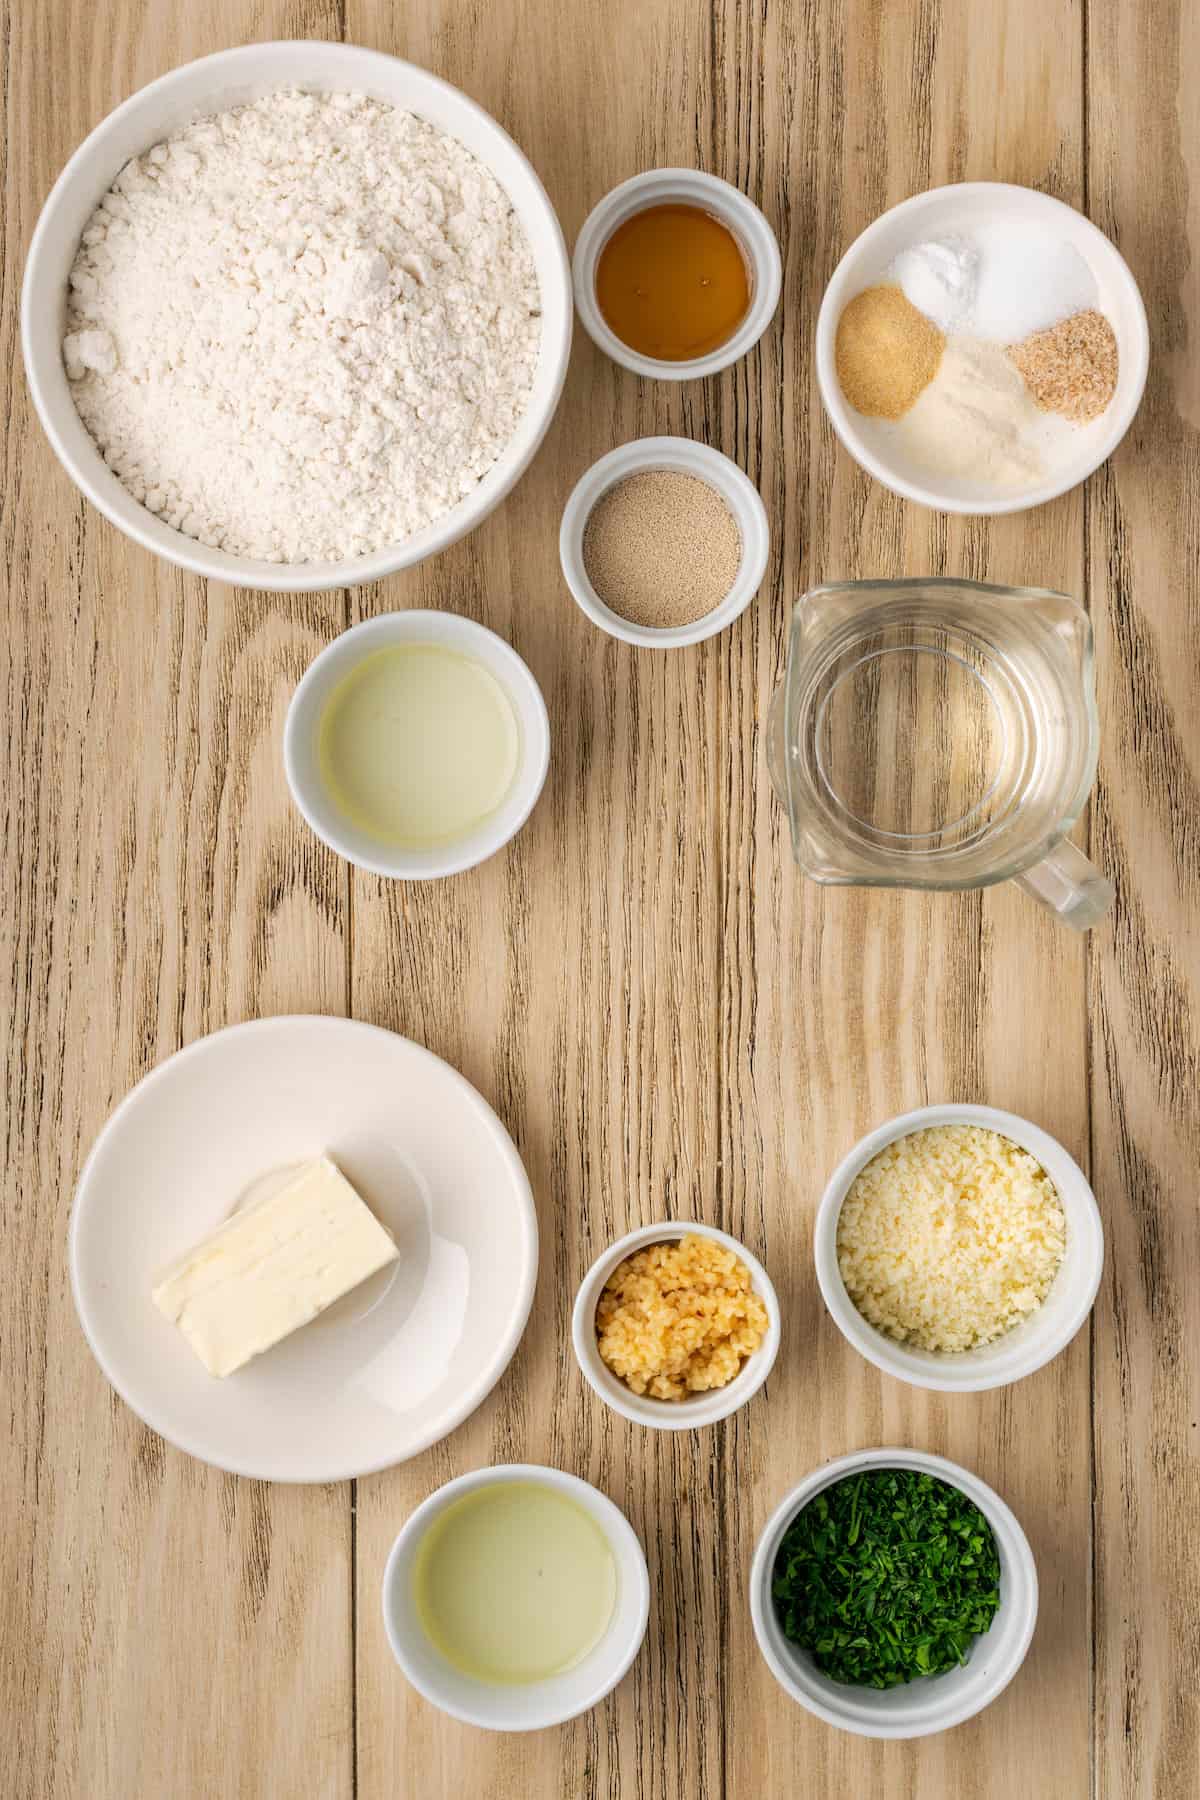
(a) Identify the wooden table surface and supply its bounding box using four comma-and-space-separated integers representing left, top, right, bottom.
4, 1, 1199, 1795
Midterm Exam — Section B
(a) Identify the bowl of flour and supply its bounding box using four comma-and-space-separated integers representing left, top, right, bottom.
22, 42, 572, 590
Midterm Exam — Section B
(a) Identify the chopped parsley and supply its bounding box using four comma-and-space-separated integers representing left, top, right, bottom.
771, 1468, 1002, 1688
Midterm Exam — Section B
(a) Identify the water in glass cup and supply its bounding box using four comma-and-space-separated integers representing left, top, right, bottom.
767, 578, 1112, 930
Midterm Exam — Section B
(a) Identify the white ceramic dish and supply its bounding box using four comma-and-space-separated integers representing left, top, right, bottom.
572, 168, 782, 380
69, 1017, 538, 1481
814, 1102, 1103, 1393
21, 41, 572, 593
559, 437, 770, 648
750, 1446, 1038, 1738
382, 1463, 650, 1730
571, 1220, 780, 1428
815, 181, 1149, 514
284, 610, 551, 879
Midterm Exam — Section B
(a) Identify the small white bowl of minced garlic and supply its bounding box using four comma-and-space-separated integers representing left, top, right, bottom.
814, 1103, 1104, 1393
572, 1220, 781, 1428
558, 436, 770, 649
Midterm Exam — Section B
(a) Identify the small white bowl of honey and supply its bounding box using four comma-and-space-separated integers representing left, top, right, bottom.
573, 169, 782, 380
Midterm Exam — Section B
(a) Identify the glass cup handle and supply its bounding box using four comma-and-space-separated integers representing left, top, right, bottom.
1013, 839, 1114, 931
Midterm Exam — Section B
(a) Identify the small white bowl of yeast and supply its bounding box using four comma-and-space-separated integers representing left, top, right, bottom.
813, 1102, 1103, 1393
558, 436, 770, 649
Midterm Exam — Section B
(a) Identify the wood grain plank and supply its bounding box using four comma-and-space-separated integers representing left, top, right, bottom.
720, 1, 1093, 1796
345, 4, 735, 1798
0, 4, 355, 1797
1086, 2, 1200, 1794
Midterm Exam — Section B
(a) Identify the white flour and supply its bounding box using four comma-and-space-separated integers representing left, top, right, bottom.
889, 337, 1047, 485
867, 335, 1082, 489
63, 90, 540, 563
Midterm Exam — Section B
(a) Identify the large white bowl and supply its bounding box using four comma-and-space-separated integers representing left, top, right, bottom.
815, 182, 1149, 515
750, 1447, 1038, 1738
21, 42, 572, 592
814, 1103, 1104, 1393
382, 1463, 650, 1730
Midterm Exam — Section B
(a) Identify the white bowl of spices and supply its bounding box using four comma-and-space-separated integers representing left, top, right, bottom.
571, 1221, 781, 1429
816, 182, 1149, 513
573, 168, 782, 380
559, 437, 770, 648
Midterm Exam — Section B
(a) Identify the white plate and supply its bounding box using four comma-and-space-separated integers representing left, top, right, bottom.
69, 1017, 538, 1482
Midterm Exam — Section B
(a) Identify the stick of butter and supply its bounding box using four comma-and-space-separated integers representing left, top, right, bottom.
152, 1156, 399, 1377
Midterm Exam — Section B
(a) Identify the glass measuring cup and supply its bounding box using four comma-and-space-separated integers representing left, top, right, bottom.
766, 578, 1112, 930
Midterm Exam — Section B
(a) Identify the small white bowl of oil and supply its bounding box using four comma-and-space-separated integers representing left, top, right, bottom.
284, 612, 550, 879
381, 1463, 650, 1730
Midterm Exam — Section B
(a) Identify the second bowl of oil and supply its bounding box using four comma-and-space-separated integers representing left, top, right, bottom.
573, 169, 782, 380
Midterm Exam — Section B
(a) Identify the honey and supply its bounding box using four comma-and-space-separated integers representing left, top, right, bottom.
594, 202, 751, 362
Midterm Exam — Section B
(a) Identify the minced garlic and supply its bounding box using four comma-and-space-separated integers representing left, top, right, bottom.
596, 1233, 768, 1401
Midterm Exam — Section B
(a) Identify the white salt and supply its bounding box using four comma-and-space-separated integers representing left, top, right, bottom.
969, 222, 1097, 341
887, 221, 1099, 345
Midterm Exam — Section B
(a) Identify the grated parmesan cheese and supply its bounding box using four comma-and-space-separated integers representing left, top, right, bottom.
836, 1124, 1067, 1353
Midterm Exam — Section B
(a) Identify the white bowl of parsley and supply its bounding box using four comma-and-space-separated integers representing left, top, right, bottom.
749, 1448, 1038, 1738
